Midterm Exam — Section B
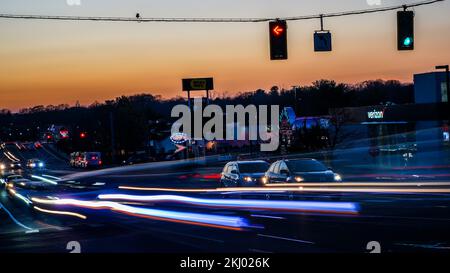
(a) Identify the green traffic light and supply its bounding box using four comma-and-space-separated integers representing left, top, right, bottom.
403, 37, 413, 47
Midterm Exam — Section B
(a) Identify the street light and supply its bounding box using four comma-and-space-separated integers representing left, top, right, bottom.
436, 65, 449, 103
291, 86, 300, 114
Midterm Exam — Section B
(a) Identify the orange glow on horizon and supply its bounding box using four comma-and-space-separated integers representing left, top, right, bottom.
1, 1, 449, 112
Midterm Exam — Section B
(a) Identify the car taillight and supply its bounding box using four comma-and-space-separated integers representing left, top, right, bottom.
99, 160, 102, 165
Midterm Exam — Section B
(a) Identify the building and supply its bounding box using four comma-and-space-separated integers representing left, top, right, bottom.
414, 71, 448, 104
283, 70, 449, 168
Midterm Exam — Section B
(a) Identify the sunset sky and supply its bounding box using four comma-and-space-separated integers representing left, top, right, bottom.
1, 0, 449, 111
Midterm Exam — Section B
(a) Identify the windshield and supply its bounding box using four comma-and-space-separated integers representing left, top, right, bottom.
238, 163, 269, 173
286, 160, 327, 172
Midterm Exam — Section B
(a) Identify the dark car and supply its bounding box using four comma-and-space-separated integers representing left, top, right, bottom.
1, 172, 20, 187
1, 174, 24, 189
263, 159, 342, 184
26, 159, 45, 169
9, 161, 22, 170
220, 160, 270, 187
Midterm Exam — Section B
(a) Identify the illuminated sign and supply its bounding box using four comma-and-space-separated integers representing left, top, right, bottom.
170, 133, 190, 144
60, 129, 69, 139
367, 110, 384, 119
444, 132, 449, 142
182, 78, 214, 91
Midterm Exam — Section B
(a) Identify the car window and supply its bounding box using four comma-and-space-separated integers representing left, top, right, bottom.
268, 163, 276, 173
279, 161, 289, 173
238, 163, 270, 173
273, 162, 280, 174
286, 160, 327, 172
223, 164, 229, 173
229, 164, 238, 173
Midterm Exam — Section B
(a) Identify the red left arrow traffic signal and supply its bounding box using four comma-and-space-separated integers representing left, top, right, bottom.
269, 20, 288, 60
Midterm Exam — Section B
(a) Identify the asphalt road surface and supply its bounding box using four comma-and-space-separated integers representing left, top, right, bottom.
1, 142, 450, 253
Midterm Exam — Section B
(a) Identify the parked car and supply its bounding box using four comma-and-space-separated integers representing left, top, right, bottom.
220, 160, 270, 187
263, 159, 342, 184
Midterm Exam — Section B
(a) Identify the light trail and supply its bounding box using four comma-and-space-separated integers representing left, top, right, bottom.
264, 182, 450, 187
118, 185, 450, 194
30, 175, 58, 185
293, 187, 450, 194
0, 201, 35, 231
257, 234, 315, 245
8, 189, 32, 205
118, 186, 299, 193
6, 151, 20, 162
3, 152, 19, 162
30, 197, 252, 231
33, 206, 87, 220
98, 194, 359, 215
41, 174, 62, 181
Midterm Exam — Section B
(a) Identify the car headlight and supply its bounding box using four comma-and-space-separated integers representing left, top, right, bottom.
294, 176, 304, 182
261, 176, 268, 185
334, 173, 342, 182
30, 163, 36, 168
243, 176, 254, 183
38, 162, 44, 167
0, 164, 5, 170
10, 164, 14, 168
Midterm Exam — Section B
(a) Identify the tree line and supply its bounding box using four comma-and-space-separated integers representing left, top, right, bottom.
0, 79, 413, 159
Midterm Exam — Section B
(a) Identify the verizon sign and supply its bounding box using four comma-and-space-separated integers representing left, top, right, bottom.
367, 110, 384, 119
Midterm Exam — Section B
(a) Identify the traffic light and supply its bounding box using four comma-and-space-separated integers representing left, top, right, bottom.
397, 10, 414, 50
269, 20, 288, 60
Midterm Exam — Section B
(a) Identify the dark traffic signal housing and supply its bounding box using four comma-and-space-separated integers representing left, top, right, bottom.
269, 20, 288, 60
397, 10, 414, 50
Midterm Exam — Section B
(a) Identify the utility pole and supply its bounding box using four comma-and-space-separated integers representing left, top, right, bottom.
109, 111, 116, 164
292, 85, 300, 114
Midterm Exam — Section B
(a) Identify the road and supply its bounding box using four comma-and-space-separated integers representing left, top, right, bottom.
1, 141, 450, 253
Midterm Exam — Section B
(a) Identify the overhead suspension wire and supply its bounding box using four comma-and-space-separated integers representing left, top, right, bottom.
0, 0, 445, 23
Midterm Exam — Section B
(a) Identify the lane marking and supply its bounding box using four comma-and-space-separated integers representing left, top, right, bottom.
257, 234, 315, 244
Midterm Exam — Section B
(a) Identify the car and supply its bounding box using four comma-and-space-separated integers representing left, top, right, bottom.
0, 172, 16, 186
26, 159, 45, 169
5, 178, 54, 204
82, 152, 102, 168
9, 162, 22, 170
263, 158, 342, 184
220, 160, 270, 187
1, 174, 23, 187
